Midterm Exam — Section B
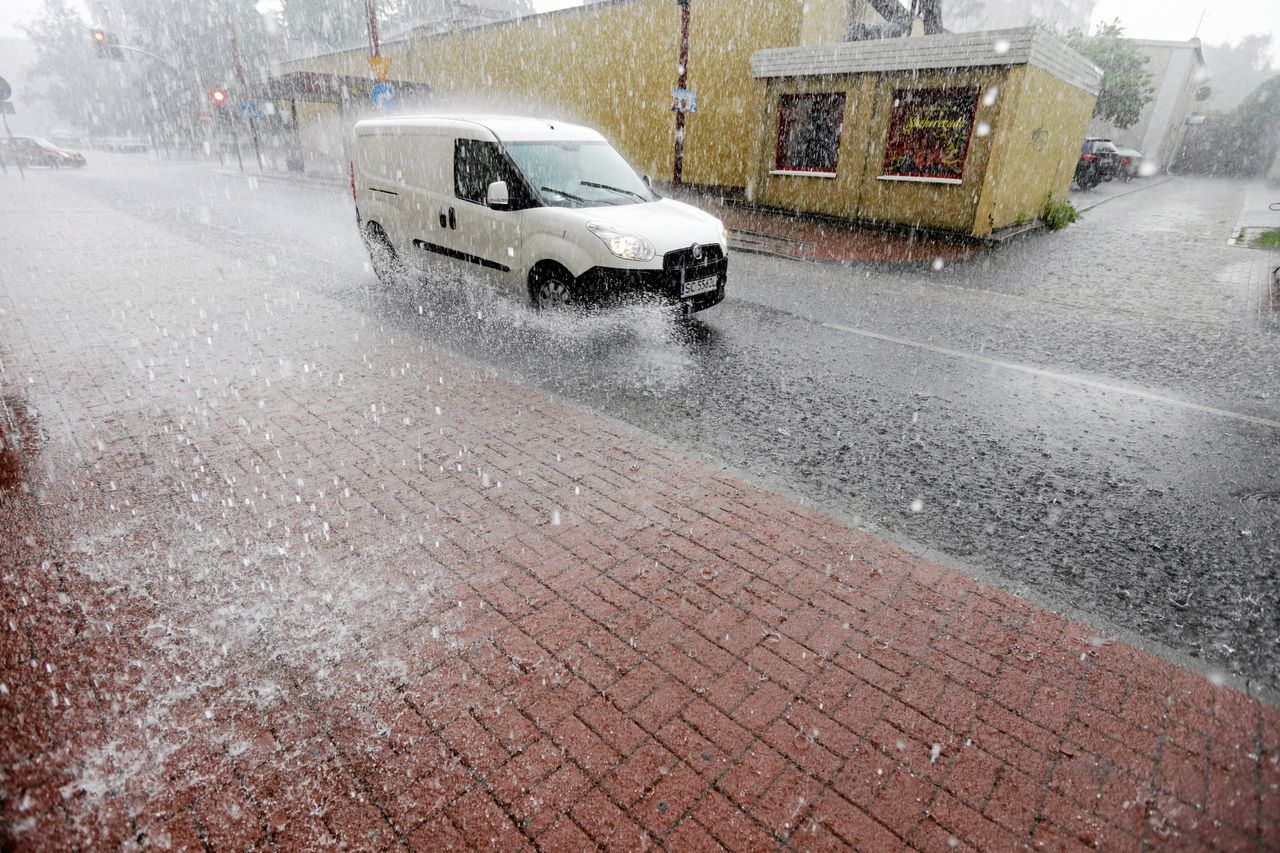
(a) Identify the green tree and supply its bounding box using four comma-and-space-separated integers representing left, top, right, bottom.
1201, 34, 1274, 112
1065, 20, 1155, 130
19, 0, 120, 132
1178, 73, 1280, 176
279, 0, 536, 59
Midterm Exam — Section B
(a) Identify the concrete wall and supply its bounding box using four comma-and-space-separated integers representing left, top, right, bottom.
275, 0, 806, 188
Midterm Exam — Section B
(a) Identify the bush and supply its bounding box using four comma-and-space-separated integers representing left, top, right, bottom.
1041, 194, 1080, 231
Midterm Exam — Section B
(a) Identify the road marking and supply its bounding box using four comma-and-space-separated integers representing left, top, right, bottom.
821, 321, 1280, 431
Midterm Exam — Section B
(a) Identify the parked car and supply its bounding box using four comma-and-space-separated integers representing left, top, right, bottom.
1074, 138, 1120, 190
1113, 147, 1145, 181
0, 136, 87, 168
351, 115, 728, 315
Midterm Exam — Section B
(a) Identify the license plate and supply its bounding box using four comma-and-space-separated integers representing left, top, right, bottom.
681, 274, 718, 298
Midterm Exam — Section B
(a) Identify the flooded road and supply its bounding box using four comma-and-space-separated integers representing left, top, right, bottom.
5, 156, 1279, 692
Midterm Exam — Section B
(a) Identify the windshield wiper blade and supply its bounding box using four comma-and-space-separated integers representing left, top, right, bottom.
580, 181, 647, 201
540, 185, 589, 203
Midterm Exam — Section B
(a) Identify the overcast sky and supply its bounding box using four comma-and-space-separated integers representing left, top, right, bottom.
2, 0, 1277, 61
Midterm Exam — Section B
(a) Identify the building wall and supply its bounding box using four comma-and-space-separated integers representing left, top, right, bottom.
749, 66, 1011, 235
276, 0, 806, 189
749, 61, 1094, 237
800, 0, 852, 46
977, 64, 1096, 231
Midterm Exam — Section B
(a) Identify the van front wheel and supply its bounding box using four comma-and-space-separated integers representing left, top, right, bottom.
531, 270, 576, 310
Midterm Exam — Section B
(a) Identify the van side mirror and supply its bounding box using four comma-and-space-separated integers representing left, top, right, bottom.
487, 180, 510, 209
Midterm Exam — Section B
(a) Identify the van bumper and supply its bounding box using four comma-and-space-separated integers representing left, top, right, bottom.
577, 246, 727, 313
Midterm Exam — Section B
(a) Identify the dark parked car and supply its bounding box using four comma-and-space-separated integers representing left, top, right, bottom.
1074, 138, 1119, 190
0, 136, 87, 168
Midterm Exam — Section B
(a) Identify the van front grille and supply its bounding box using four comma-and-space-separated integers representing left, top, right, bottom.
663, 244, 726, 276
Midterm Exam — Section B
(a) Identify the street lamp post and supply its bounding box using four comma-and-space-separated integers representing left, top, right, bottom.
673, 0, 691, 191
226, 13, 263, 172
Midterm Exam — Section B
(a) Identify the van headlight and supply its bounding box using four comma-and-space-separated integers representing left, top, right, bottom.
586, 221, 655, 262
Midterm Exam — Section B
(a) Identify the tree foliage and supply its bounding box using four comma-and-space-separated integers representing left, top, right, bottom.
20, 0, 270, 141
1201, 34, 1274, 112
1065, 20, 1155, 130
20, 0, 106, 130
279, 0, 536, 58
1177, 74, 1280, 176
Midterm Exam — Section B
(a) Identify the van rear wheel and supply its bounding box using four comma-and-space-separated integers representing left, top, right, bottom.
362, 223, 402, 287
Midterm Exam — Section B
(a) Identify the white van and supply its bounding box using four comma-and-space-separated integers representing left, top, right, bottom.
350, 116, 727, 314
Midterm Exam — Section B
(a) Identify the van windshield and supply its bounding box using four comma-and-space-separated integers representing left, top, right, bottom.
505, 141, 656, 208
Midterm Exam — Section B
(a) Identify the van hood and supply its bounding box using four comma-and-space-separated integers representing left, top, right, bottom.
573, 198, 724, 254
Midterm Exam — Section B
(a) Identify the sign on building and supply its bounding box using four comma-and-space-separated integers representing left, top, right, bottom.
881, 87, 979, 184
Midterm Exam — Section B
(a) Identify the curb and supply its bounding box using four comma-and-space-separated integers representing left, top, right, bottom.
1071, 174, 1174, 214
214, 169, 345, 192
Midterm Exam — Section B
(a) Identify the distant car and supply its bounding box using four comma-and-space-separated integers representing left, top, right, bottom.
1113, 147, 1145, 181
1074, 138, 1119, 190
0, 136, 87, 169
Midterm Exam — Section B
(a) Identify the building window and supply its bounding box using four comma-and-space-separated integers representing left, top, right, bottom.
880, 87, 980, 184
774, 93, 846, 175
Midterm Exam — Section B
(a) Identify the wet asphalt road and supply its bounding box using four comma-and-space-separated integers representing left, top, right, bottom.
14, 155, 1280, 694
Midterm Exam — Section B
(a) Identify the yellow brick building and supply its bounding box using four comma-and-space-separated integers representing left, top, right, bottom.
273, 1, 1100, 237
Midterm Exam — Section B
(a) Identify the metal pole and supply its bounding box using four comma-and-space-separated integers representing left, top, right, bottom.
673, 0, 690, 191
227, 13, 263, 171
367, 0, 381, 57
2, 114, 25, 181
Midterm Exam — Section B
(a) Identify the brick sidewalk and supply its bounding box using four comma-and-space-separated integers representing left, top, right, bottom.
1, 181, 1276, 851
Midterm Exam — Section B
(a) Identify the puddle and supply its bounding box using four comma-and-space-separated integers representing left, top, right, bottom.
0, 395, 39, 494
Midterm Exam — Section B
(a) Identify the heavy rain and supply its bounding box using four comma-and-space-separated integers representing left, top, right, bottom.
1, 0, 1279, 849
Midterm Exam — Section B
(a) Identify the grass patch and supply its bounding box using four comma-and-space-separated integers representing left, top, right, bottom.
1251, 229, 1280, 250
1040, 193, 1079, 231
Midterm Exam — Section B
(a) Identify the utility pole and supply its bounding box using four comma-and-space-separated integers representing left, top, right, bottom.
226, 11, 263, 172
672, 0, 691, 191
366, 0, 381, 57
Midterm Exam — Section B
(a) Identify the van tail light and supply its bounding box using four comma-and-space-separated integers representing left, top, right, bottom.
349, 161, 357, 202
1080, 153, 1095, 163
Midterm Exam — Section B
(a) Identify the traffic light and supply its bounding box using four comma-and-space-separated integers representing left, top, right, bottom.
209, 88, 228, 107
91, 29, 124, 61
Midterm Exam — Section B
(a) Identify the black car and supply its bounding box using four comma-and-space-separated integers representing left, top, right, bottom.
1074, 138, 1119, 190
0, 136, 88, 168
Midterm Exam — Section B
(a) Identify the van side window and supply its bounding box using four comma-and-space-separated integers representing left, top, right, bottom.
454, 140, 529, 207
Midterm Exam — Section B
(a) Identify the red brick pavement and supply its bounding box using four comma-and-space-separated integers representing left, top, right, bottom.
1, 182, 1277, 851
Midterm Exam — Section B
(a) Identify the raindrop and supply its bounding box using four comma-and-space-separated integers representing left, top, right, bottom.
993, 38, 1010, 55
910, 498, 924, 513
931, 258, 945, 271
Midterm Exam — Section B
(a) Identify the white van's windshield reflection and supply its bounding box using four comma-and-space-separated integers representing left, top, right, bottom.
506, 141, 656, 208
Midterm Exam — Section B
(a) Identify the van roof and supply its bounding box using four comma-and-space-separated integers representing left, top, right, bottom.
353, 115, 606, 143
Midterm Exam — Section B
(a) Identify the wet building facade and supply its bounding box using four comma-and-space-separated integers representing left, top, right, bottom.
272, 2, 1099, 236
748, 28, 1102, 238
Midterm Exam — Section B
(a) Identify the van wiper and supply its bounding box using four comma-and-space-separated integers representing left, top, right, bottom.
580, 181, 647, 201
540, 185, 589, 203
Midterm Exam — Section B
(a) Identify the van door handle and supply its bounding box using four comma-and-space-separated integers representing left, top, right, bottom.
439, 210, 447, 229
448, 207, 457, 230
